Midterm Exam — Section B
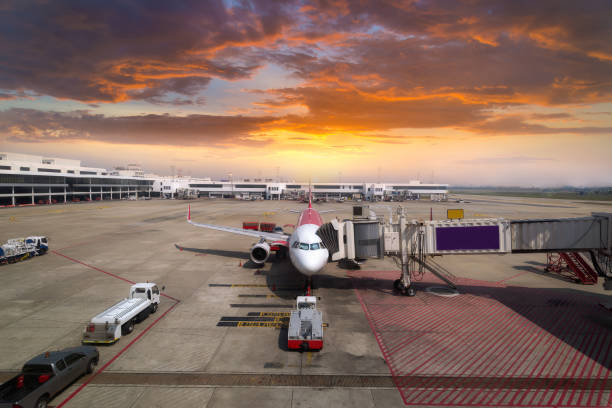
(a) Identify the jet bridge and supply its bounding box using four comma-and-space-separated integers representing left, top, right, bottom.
319, 207, 612, 294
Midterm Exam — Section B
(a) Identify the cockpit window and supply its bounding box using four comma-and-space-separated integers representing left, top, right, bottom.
310, 243, 320, 250
299, 243, 309, 250
292, 241, 299, 248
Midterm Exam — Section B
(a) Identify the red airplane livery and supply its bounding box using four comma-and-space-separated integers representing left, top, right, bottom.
188, 190, 332, 276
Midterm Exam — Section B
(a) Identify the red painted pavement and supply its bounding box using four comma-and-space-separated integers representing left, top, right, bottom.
351, 270, 612, 407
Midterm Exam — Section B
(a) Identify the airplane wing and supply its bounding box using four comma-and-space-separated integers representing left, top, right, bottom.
187, 206, 289, 244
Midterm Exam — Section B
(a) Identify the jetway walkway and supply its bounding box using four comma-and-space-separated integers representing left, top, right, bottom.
318, 207, 612, 294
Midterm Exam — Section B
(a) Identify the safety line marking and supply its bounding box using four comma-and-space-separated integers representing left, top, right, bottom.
55, 301, 180, 408
52, 250, 135, 285
497, 270, 531, 284
50, 250, 181, 408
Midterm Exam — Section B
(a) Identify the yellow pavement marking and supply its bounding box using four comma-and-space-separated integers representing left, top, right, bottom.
237, 322, 285, 328
254, 312, 291, 317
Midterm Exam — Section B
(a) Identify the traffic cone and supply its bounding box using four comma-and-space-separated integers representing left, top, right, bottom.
239, 260, 242, 267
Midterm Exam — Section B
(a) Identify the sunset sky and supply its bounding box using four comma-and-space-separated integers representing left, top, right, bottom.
1, 0, 611, 186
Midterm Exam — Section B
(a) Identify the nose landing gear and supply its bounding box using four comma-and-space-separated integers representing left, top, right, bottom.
393, 278, 416, 296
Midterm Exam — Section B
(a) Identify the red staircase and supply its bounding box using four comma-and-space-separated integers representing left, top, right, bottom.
545, 252, 598, 284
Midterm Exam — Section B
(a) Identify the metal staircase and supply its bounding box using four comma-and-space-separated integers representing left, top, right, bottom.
545, 252, 598, 284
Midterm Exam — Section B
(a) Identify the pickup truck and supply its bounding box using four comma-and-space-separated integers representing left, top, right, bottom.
82, 282, 161, 344
0, 346, 98, 408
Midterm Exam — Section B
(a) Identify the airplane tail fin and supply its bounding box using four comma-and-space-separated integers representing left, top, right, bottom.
308, 184, 312, 209
187, 204, 191, 221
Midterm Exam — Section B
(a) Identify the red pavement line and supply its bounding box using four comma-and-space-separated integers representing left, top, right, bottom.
552, 317, 597, 407
576, 328, 609, 407
543, 315, 593, 407
435, 304, 534, 406
496, 270, 530, 284
394, 297, 501, 385
353, 285, 410, 406
474, 313, 547, 406
50, 249, 182, 407
396, 294, 508, 379
161, 292, 180, 302
424, 305, 529, 404
426, 303, 537, 407
55, 300, 180, 408
370, 304, 412, 329
476, 308, 560, 407
522, 307, 584, 407
594, 340, 612, 407
55, 241, 97, 252
377, 304, 437, 335
390, 300, 483, 376
588, 335, 612, 407
564, 323, 606, 406
385, 309, 449, 355
397, 296, 510, 392
453, 306, 540, 406
52, 251, 135, 285
382, 305, 455, 361
511, 308, 580, 407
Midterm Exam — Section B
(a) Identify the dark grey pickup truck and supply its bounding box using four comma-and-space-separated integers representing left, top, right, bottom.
0, 346, 98, 408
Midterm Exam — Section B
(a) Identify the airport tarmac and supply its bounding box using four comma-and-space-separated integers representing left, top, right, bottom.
0, 196, 611, 408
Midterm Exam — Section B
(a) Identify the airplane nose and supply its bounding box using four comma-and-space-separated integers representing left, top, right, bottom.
293, 250, 327, 276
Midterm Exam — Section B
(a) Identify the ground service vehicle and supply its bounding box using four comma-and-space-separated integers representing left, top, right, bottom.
82, 283, 161, 344
0, 346, 98, 408
288, 296, 323, 350
0, 236, 48, 264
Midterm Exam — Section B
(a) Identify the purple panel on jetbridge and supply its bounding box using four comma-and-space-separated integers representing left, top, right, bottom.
435, 225, 500, 251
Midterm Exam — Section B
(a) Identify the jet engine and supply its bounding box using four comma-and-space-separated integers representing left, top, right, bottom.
250, 240, 270, 264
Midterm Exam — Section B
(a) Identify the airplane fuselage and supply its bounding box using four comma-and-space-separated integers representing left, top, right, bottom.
288, 207, 329, 276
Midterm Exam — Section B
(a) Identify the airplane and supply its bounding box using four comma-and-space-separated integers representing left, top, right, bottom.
187, 190, 332, 290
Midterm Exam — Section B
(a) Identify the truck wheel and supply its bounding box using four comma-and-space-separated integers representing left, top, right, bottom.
122, 320, 134, 335
36, 395, 49, 408
150, 303, 158, 313
86, 358, 97, 374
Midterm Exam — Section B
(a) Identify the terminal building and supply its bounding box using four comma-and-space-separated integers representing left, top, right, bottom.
0, 151, 449, 206
0, 152, 153, 206
156, 179, 448, 201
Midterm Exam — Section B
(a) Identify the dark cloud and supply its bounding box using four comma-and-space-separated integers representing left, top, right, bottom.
303, 0, 612, 60
0, 108, 276, 147
269, 33, 612, 106
465, 115, 612, 135
0, 0, 295, 102
1, 0, 611, 140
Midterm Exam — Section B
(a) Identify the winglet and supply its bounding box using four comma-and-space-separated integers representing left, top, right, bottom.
188, 204, 191, 221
